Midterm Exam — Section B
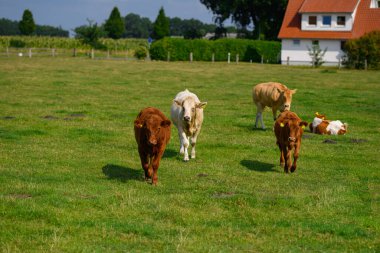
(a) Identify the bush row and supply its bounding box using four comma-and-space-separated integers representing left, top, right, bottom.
149, 38, 281, 63
0, 36, 148, 51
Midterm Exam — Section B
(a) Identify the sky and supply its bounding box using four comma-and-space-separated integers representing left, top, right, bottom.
0, 0, 226, 35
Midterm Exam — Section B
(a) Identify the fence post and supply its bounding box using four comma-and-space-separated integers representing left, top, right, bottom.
236, 54, 239, 64
107, 50, 110, 59
261, 55, 264, 64
167, 52, 170, 62
227, 52, 230, 64
287, 56, 290, 66
28, 48, 32, 58
6, 47, 9, 57
338, 58, 341, 69
365, 59, 368, 70
91, 49, 94, 59
190, 52, 193, 62
212, 53, 215, 63
52, 48, 56, 57
73, 48, 76, 57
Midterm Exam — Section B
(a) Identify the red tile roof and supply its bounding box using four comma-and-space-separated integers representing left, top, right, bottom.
278, 0, 380, 40
299, 0, 360, 13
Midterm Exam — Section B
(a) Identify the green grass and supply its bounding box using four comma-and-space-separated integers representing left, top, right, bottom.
0, 57, 379, 252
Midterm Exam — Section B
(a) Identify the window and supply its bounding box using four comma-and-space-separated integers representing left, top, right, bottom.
340, 41, 346, 50
337, 16, 346, 26
322, 16, 331, 26
293, 40, 300, 46
308, 16, 317, 25
312, 40, 319, 46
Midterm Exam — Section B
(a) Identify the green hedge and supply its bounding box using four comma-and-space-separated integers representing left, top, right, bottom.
0, 36, 148, 51
149, 38, 281, 63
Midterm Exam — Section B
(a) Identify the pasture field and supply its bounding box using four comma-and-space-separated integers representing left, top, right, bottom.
0, 57, 379, 252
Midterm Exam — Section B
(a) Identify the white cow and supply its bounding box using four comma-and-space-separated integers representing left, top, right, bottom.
171, 89, 207, 161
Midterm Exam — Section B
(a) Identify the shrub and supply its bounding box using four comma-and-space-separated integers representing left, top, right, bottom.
149, 38, 280, 63
134, 46, 148, 59
344, 31, 380, 69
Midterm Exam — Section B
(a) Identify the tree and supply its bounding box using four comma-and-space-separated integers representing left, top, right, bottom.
74, 20, 105, 49
307, 44, 327, 67
19, 9, 36, 35
104, 7, 125, 39
124, 13, 152, 38
152, 7, 169, 40
200, 0, 288, 40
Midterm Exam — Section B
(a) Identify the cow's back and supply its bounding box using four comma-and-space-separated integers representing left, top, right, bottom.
253, 82, 288, 107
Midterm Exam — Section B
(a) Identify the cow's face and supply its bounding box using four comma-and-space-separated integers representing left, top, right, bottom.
135, 117, 171, 146
279, 89, 297, 112
280, 119, 308, 143
174, 99, 207, 123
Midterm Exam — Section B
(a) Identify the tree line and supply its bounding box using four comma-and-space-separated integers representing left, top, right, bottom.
0, 8, 236, 39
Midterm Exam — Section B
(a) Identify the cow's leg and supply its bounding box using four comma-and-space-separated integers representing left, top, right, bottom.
278, 143, 285, 167
272, 107, 278, 121
284, 147, 292, 173
190, 130, 200, 159
178, 128, 190, 161
177, 129, 184, 154
139, 149, 151, 180
291, 145, 299, 173
151, 151, 164, 185
255, 104, 265, 129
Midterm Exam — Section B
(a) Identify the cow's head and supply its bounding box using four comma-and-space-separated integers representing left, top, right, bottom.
174, 98, 207, 123
315, 112, 327, 120
134, 117, 171, 146
338, 123, 348, 135
279, 119, 308, 142
278, 88, 297, 112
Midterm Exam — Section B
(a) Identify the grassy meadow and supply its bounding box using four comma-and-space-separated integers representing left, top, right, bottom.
0, 57, 379, 252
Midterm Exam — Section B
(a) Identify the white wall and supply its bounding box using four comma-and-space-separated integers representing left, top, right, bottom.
281, 39, 346, 66
301, 13, 353, 31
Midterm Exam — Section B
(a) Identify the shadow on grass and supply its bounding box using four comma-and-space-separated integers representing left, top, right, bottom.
102, 164, 141, 182
163, 148, 178, 158
240, 159, 278, 173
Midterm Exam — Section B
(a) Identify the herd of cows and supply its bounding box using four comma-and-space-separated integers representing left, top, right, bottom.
134, 83, 348, 185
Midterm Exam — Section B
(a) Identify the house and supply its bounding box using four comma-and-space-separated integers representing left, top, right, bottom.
278, 0, 380, 66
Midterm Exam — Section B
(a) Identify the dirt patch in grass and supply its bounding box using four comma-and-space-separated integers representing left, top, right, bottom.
212, 192, 236, 199
42, 115, 58, 120
6, 194, 32, 199
323, 139, 337, 144
2, 116, 16, 120
350, 138, 368, 144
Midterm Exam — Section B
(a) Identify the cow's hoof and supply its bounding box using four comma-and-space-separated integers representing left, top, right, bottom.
290, 167, 296, 173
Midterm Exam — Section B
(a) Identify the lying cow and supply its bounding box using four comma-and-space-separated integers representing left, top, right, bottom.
309, 112, 348, 135
274, 111, 308, 173
134, 107, 171, 185
171, 89, 207, 161
252, 82, 297, 129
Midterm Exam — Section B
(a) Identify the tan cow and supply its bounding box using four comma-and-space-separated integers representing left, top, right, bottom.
252, 82, 297, 129
171, 89, 207, 161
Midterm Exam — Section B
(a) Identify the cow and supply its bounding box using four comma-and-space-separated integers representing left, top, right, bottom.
252, 82, 297, 129
274, 111, 308, 173
309, 112, 327, 133
171, 89, 207, 161
309, 112, 348, 135
134, 107, 171, 185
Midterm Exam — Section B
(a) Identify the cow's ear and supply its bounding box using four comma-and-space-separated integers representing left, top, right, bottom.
134, 119, 144, 128
299, 121, 308, 129
161, 120, 171, 128
174, 99, 182, 106
291, 89, 297, 94
196, 102, 207, 109
277, 88, 285, 94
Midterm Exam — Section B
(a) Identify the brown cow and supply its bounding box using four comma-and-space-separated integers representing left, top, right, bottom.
274, 111, 308, 173
134, 107, 171, 185
253, 82, 297, 129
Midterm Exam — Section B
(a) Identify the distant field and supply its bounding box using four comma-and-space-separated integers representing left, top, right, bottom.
0, 58, 379, 252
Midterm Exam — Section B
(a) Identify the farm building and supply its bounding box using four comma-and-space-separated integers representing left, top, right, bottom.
278, 0, 380, 66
